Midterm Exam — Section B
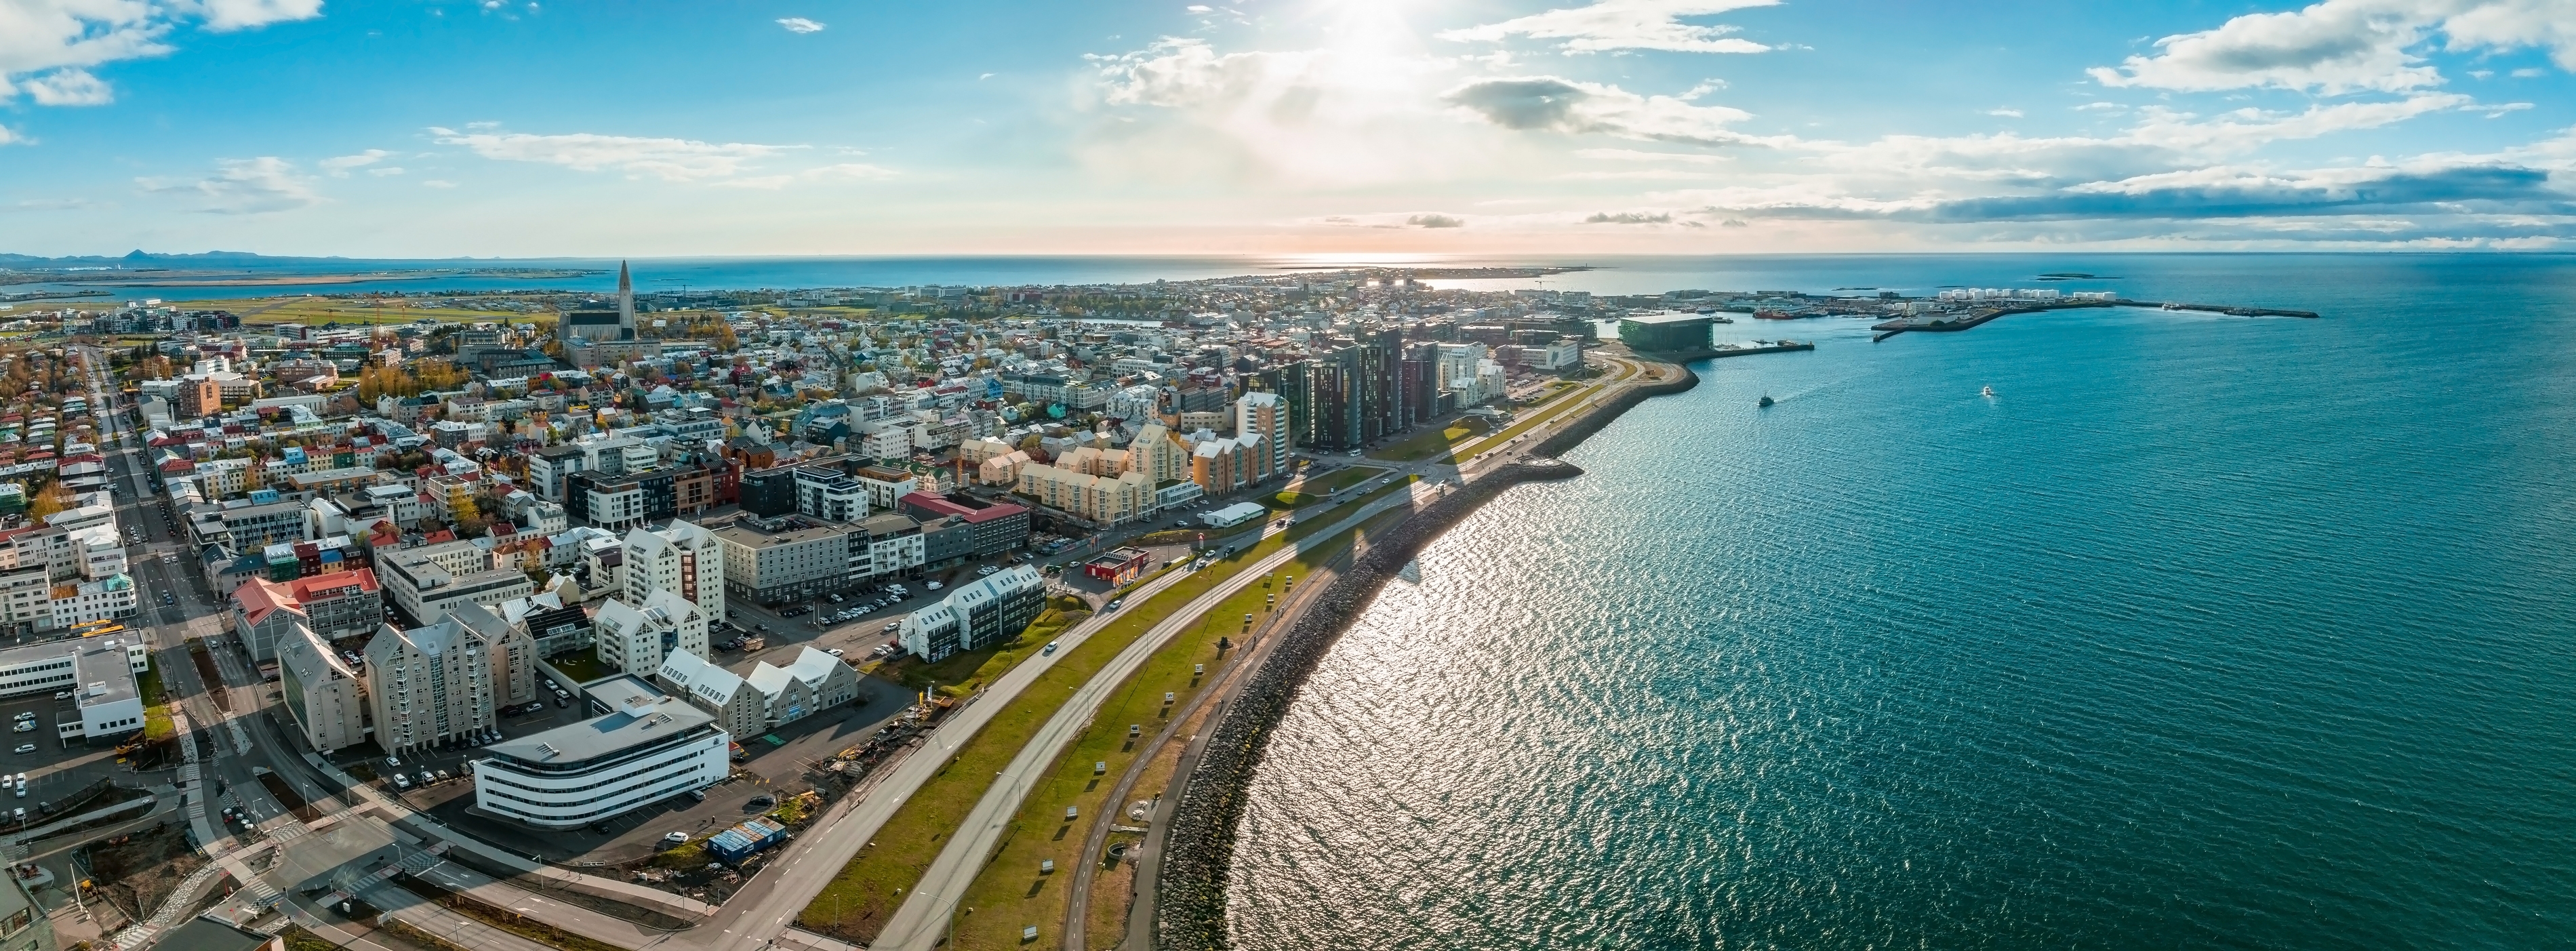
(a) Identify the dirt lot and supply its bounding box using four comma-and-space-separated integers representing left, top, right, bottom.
83, 822, 203, 923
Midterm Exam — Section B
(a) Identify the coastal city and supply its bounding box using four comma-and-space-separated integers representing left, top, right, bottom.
0, 261, 2016, 951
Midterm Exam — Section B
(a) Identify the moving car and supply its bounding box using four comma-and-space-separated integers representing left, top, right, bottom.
1043, 641, 1059, 655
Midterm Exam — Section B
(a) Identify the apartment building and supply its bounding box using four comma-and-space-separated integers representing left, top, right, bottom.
276, 622, 367, 754
594, 588, 708, 679
363, 609, 534, 754
898, 565, 1045, 662
622, 520, 726, 621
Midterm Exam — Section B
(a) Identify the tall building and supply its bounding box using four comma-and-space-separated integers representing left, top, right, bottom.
365, 618, 499, 754
622, 520, 725, 621
276, 622, 367, 754
1236, 391, 1291, 476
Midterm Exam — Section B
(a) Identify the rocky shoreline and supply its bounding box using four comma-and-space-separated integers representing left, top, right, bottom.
1152, 361, 1702, 948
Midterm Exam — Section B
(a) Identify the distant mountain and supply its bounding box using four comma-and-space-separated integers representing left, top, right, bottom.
0, 250, 530, 268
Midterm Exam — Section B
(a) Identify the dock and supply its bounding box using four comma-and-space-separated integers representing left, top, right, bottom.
1647, 340, 1815, 360
1872, 308, 2013, 341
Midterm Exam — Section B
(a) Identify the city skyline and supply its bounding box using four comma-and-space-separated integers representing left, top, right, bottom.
5, 0, 2576, 256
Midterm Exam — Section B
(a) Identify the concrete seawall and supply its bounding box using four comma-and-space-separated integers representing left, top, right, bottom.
1152, 363, 1701, 949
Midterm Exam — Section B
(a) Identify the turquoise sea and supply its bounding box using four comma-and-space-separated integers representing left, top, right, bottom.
1221, 255, 2576, 948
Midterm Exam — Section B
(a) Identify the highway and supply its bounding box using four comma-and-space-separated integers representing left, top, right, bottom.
868, 477, 1438, 950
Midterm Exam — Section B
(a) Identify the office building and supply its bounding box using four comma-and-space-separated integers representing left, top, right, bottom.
0, 636, 148, 743
472, 674, 727, 829
227, 568, 384, 662
374, 539, 534, 628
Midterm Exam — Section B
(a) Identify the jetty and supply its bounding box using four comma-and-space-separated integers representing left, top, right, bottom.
2118, 299, 2320, 319
1643, 340, 1815, 361
1872, 308, 2012, 341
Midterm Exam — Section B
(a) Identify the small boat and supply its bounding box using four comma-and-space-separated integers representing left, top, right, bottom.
1980, 386, 1994, 397
1757, 395, 1775, 407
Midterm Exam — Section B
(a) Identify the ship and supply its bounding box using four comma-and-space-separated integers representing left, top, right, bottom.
1981, 385, 1994, 397
1758, 395, 1775, 407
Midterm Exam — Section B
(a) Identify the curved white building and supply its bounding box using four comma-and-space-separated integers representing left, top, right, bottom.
470, 676, 728, 828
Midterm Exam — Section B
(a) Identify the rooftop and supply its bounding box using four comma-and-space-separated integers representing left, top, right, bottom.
486, 674, 717, 766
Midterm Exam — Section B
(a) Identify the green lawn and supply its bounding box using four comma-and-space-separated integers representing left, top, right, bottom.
139, 658, 172, 742
1292, 464, 1391, 496
546, 651, 614, 684
944, 503, 1415, 950
870, 603, 1091, 698
795, 475, 1424, 944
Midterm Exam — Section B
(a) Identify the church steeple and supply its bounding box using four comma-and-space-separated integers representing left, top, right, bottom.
616, 260, 635, 337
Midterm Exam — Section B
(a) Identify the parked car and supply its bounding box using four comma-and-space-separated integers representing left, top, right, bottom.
925, 581, 943, 591
663, 831, 689, 845
977, 565, 998, 576
826, 648, 845, 657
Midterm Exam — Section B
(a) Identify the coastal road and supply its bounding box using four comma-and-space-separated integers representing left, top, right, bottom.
870, 479, 1437, 950
633, 497, 1359, 951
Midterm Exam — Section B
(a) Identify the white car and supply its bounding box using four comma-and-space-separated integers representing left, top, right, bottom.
925, 581, 943, 591
663, 831, 689, 845
826, 648, 845, 657
977, 565, 998, 576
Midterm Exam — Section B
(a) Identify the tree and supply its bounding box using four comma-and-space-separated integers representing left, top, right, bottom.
24, 481, 75, 522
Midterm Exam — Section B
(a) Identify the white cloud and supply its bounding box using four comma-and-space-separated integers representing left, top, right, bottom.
0, 125, 20, 147
138, 156, 321, 214
1407, 214, 1465, 228
776, 16, 824, 33
429, 127, 796, 182
1, 0, 319, 107
1437, 0, 1779, 54
1575, 147, 1731, 163
1083, 37, 1463, 186
319, 148, 392, 176
1986, 108, 2024, 118
712, 163, 899, 190
21, 67, 110, 105
367, 166, 403, 176
1186, 4, 1210, 12
2089, 0, 2576, 95
2512, 66, 2546, 77
422, 179, 457, 188
196, 0, 323, 32
1441, 75, 1792, 147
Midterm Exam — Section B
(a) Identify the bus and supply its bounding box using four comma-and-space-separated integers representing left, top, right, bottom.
75, 624, 124, 639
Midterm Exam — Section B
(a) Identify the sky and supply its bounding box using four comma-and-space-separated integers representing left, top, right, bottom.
4, 0, 2576, 258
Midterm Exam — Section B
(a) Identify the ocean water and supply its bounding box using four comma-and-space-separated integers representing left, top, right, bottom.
1222, 256, 2576, 948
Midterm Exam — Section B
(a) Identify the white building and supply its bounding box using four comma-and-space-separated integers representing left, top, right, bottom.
653, 649, 765, 740
472, 675, 729, 829
1235, 391, 1289, 475
623, 520, 726, 620
593, 588, 708, 679
0, 636, 148, 743
898, 565, 1045, 662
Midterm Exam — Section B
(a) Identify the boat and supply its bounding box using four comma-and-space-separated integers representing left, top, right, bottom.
1757, 395, 1775, 407
1980, 386, 1994, 397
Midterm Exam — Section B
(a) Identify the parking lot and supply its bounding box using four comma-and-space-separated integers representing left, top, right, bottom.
324, 687, 595, 799
717, 554, 1043, 670
0, 690, 150, 822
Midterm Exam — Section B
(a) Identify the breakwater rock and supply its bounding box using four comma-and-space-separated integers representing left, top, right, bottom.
1152, 363, 1697, 949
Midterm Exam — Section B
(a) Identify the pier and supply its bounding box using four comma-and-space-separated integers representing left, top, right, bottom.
1644, 340, 1816, 361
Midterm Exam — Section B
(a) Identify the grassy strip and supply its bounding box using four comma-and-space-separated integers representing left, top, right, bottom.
1453, 380, 1609, 460
950, 504, 1415, 950
280, 924, 342, 951
395, 874, 630, 951
380, 918, 475, 951
138, 658, 173, 742
794, 477, 1422, 944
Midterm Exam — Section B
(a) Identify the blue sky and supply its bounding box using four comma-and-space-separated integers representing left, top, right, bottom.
4, 0, 2575, 256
